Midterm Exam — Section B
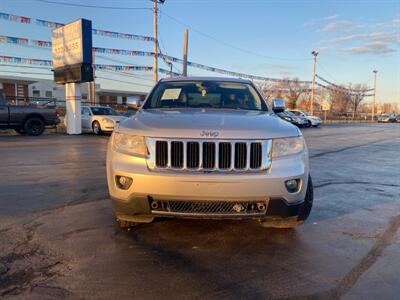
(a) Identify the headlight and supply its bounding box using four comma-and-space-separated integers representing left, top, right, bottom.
102, 118, 114, 124
272, 136, 304, 158
113, 133, 147, 156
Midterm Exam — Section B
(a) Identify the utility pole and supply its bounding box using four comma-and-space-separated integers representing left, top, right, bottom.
88, 48, 96, 105
153, 0, 158, 83
372, 70, 378, 121
182, 28, 189, 77
310, 50, 318, 115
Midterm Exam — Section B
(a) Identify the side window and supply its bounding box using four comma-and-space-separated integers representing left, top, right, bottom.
81, 107, 91, 116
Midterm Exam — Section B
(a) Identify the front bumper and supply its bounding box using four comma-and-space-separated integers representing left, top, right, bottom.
309, 118, 321, 126
107, 141, 309, 220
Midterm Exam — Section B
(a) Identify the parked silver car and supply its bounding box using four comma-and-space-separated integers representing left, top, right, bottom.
81, 106, 127, 134
377, 114, 396, 123
289, 110, 322, 127
107, 77, 313, 229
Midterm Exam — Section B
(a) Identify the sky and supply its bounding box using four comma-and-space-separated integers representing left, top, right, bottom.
0, 0, 399, 104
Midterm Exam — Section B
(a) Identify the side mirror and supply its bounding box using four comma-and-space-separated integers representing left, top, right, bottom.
127, 98, 141, 109
272, 99, 285, 113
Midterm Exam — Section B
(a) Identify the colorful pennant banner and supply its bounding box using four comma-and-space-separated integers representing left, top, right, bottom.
93, 47, 154, 57
94, 64, 153, 72
0, 34, 313, 84
314, 82, 372, 97
0, 55, 153, 72
0, 12, 153, 41
0, 12, 31, 23
0, 55, 52, 66
316, 75, 373, 93
159, 54, 312, 84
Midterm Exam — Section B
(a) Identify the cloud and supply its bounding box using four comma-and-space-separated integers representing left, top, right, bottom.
324, 14, 338, 21
340, 41, 396, 55
303, 14, 339, 27
319, 20, 354, 33
326, 31, 400, 45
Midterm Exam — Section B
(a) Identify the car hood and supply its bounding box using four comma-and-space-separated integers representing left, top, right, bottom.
97, 115, 127, 122
118, 108, 300, 139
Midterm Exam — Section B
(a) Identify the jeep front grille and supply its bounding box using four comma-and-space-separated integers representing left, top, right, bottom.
147, 138, 272, 172
149, 199, 268, 217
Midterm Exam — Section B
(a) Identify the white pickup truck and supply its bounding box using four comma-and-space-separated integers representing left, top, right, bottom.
107, 77, 313, 229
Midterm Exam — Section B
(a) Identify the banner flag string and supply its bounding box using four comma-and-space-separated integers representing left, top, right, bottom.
316, 74, 373, 93
0, 12, 154, 41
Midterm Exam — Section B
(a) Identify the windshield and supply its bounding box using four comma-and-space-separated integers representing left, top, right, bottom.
91, 107, 119, 116
143, 81, 268, 111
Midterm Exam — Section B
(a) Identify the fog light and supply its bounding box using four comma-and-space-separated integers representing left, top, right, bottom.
285, 179, 300, 193
116, 176, 133, 190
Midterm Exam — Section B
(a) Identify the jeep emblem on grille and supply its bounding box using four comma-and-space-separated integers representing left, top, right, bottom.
200, 130, 219, 138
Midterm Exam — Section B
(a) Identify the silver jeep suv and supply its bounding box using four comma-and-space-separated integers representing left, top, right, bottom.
107, 77, 313, 228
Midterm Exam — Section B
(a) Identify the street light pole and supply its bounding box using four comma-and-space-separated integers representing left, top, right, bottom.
372, 70, 378, 121
182, 28, 189, 77
153, 0, 158, 83
310, 51, 318, 115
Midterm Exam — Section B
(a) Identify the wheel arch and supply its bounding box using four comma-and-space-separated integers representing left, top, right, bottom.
22, 113, 46, 126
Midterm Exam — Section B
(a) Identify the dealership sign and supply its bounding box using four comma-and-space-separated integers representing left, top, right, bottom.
52, 19, 93, 84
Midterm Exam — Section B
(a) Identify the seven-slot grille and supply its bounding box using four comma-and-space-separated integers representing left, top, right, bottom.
154, 139, 267, 171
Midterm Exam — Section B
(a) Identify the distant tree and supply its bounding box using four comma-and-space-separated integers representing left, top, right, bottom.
259, 81, 276, 103
348, 83, 368, 119
328, 85, 351, 113
278, 78, 309, 109
381, 102, 397, 114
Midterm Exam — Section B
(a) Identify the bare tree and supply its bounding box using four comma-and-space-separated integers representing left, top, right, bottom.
258, 81, 282, 105
328, 85, 351, 113
278, 78, 309, 109
348, 83, 368, 119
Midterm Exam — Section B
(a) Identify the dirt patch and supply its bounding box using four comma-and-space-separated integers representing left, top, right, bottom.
0, 220, 71, 298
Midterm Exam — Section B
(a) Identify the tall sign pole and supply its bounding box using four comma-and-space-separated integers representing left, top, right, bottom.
310, 51, 318, 115
153, 0, 158, 83
52, 19, 93, 135
182, 28, 189, 77
372, 70, 378, 121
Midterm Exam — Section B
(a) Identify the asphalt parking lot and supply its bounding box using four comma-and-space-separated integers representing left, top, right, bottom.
0, 123, 399, 300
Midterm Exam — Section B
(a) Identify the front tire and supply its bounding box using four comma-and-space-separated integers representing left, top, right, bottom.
92, 121, 102, 135
305, 120, 312, 128
24, 117, 45, 136
260, 175, 313, 229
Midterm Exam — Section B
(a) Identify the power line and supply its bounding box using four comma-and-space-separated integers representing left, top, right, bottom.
317, 61, 339, 84
34, 0, 152, 10
159, 9, 311, 62
98, 68, 154, 82
96, 76, 153, 87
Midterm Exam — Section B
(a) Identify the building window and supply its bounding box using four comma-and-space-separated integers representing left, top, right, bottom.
122, 96, 127, 105
45, 91, 52, 98
82, 93, 88, 100
109, 96, 117, 104
32, 90, 40, 97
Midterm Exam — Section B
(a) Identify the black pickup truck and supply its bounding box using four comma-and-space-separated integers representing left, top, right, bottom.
0, 95, 60, 136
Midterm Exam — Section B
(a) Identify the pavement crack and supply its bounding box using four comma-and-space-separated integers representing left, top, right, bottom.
282, 214, 400, 300
310, 137, 400, 159
314, 181, 400, 189
59, 226, 101, 239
